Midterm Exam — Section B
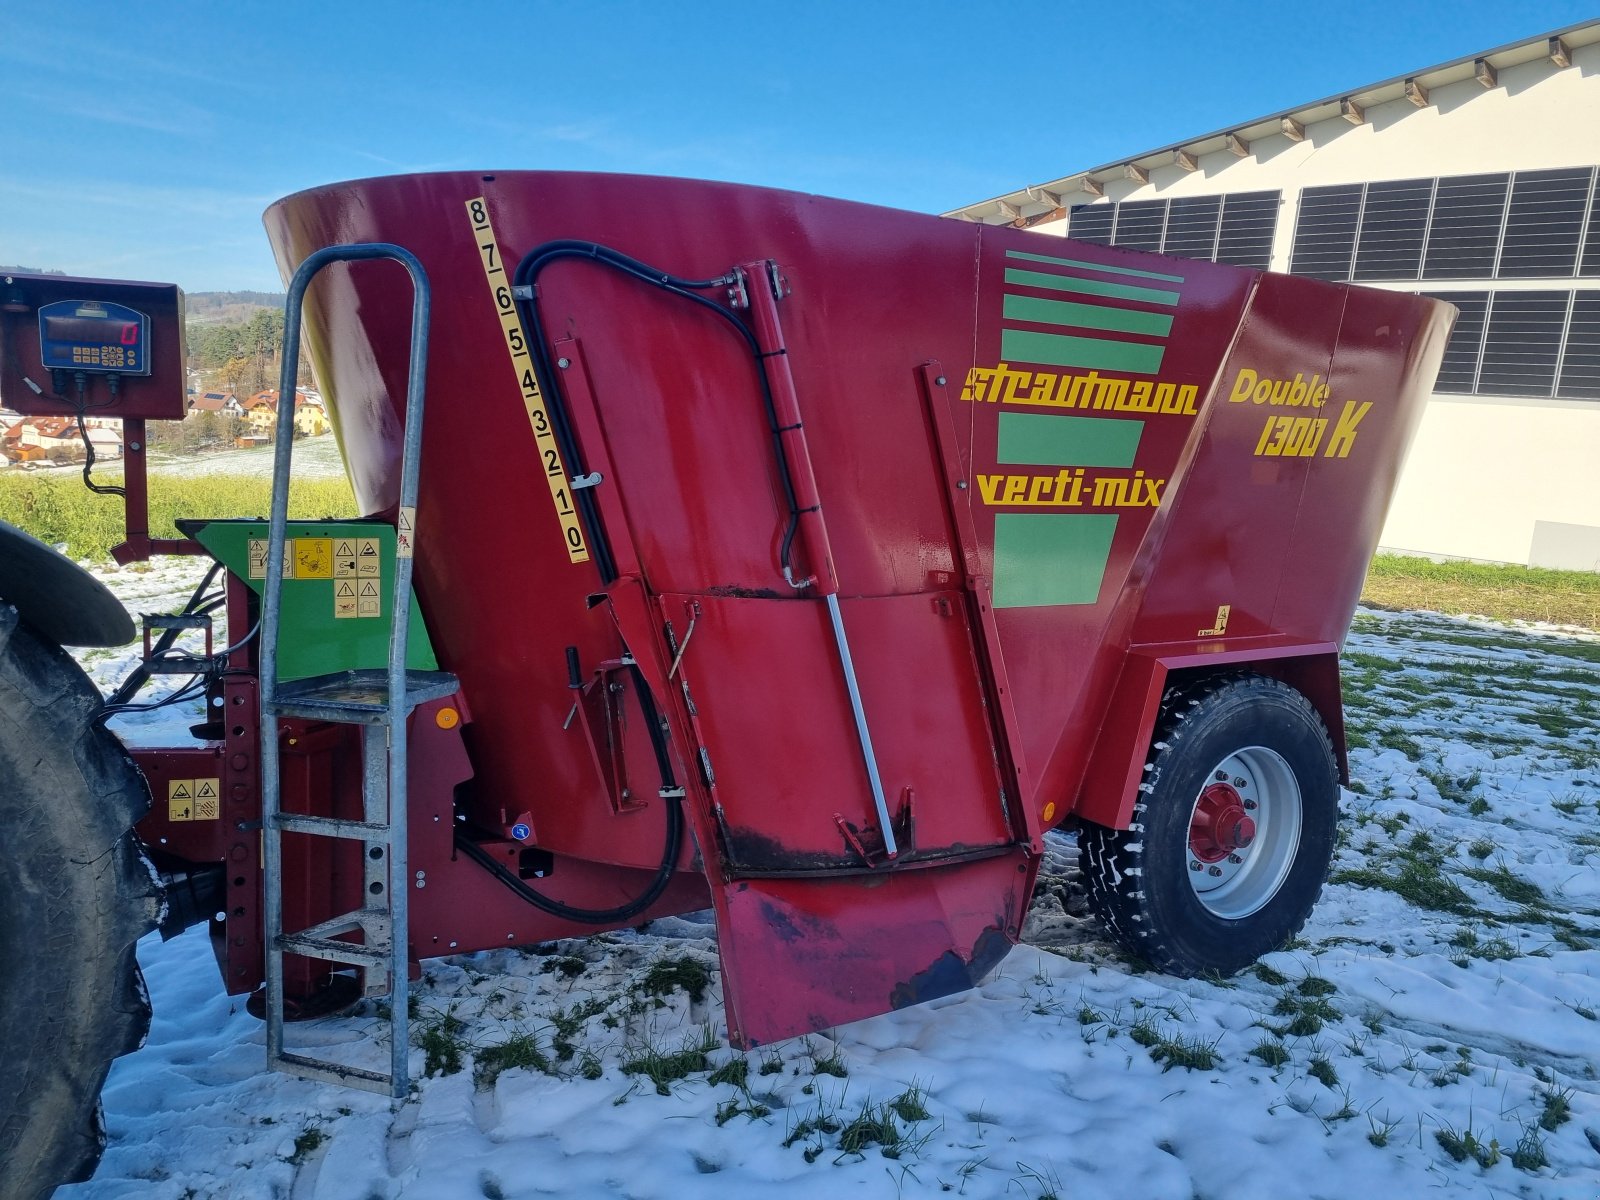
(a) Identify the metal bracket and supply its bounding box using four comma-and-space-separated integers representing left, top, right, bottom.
570, 472, 603, 490
141, 613, 213, 674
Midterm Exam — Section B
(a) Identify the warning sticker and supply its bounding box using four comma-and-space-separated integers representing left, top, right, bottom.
396, 507, 416, 559
334, 580, 358, 619
356, 538, 381, 577
193, 777, 221, 821
334, 538, 358, 578
247, 538, 295, 581
293, 538, 333, 580
167, 778, 194, 822
358, 579, 381, 618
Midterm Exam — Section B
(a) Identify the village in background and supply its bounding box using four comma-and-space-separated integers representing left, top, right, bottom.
0, 287, 326, 469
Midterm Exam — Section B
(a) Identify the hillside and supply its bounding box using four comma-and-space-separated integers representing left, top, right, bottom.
186, 291, 285, 324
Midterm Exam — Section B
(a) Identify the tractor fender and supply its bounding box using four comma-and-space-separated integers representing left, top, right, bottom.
0, 517, 134, 647
1074, 642, 1347, 831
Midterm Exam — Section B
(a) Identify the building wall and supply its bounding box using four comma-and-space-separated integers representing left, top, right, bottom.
1016, 40, 1600, 567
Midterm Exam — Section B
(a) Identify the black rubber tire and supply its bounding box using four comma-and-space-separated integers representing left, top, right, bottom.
0, 606, 160, 1200
1079, 673, 1338, 977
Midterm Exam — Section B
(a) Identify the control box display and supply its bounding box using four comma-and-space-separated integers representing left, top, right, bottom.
0, 273, 186, 421
38, 300, 152, 376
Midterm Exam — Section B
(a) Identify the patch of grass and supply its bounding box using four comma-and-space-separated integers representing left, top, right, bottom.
888, 1084, 932, 1123
708, 1057, 749, 1089
287, 1125, 326, 1165
809, 1044, 849, 1078
1307, 1056, 1339, 1088
0, 471, 355, 560
542, 954, 587, 979
1251, 962, 1290, 986
1361, 554, 1600, 631
1297, 975, 1337, 998
1461, 864, 1545, 907
1434, 1119, 1501, 1168
1250, 1037, 1290, 1068
1148, 1032, 1222, 1073
640, 955, 711, 1006
621, 1025, 718, 1095
475, 1032, 550, 1087
1538, 1083, 1572, 1131
714, 1096, 772, 1126
1511, 1125, 1549, 1172
415, 1007, 467, 1078
1375, 726, 1424, 760
1272, 993, 1340, 1038
1420, 767, 1483, 806
1333, 854, 1474, 915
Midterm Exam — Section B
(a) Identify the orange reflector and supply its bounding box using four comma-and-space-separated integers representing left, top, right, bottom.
1042, 802, 1056, 823
435, 707, 460, 729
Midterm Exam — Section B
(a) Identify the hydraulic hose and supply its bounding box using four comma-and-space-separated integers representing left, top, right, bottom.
451, 239, 799, 925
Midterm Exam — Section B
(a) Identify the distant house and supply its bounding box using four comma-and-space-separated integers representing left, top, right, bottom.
0, 416, 116, 462
294, 397, 330, 437
245, 389, 279, 433
190, 391, 243, 417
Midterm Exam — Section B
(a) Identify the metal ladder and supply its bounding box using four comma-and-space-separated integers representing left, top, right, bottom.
259, 244, 456, 1096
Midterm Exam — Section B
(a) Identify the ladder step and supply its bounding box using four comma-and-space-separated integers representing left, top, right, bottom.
275, 813, 393, 841
291, 907, 391, 944
271, 1050, 398, 1095
279, 934, 391, 970
265, 669, 459, 724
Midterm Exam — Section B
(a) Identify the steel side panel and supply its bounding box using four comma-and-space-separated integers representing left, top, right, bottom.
663, 591, 1011, 869
716, 848, 1033, 1047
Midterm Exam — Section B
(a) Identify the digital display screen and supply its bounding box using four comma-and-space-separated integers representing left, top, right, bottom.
38, 300, 151, 375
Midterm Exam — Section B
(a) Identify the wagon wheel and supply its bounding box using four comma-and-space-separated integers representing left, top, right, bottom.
1078, 674, 1339, 976
0, 607, 160, 1200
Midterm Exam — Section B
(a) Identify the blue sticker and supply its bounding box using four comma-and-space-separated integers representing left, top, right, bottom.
511, 823, 531, 841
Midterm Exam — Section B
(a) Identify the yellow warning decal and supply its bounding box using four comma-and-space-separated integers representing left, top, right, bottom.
465, 195, 590, 564
168, 778, 194, 822
1198, 604, 1231, 638
293, 537, 333, 579
358, 579, 381, 618
193, 777, 221, 821
356, 537, 381, 577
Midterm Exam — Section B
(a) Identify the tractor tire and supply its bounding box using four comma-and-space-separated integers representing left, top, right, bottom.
1079, 674, 1338, 977
0, 605, 160, 1200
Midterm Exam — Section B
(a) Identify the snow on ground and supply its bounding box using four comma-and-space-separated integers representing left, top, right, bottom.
60, 564, 1600, 1199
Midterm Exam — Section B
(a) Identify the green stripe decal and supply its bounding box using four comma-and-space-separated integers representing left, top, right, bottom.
1001, 328, 1165, 374
993, 513, 1118, 608
1003, 293, 1173, 337
997, 412, 1142, 468
1006, 267, 1180, 306
1006, 248, 1185, 284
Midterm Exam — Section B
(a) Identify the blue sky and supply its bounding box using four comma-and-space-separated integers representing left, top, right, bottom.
2, 1, 1594, 292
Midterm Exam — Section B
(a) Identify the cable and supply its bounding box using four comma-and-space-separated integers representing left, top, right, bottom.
510, 241, 807, 589
453, 788, 683, 924
104, 562, 223, 708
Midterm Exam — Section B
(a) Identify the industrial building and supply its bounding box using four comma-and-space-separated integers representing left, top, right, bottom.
950, 20, 1600, 570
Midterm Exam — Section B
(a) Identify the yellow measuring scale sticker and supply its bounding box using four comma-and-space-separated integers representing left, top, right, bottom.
465, 195, 590, 564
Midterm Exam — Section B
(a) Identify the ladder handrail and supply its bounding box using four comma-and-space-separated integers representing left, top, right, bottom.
259, 243, 430, 1098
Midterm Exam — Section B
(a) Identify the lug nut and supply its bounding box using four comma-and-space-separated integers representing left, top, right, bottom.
1233, 777, 1247, 787
1208, 865, 1223, 876
1215, 770, 1228, 781
1228, 853, 1243, 864
1190, 860, 1203, 872
1243, 799, 1257, 810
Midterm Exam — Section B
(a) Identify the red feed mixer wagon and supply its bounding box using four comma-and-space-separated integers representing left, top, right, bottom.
0, 170, 1454, 1198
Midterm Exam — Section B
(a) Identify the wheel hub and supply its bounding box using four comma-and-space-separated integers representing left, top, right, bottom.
1189, 782, 1257, 863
